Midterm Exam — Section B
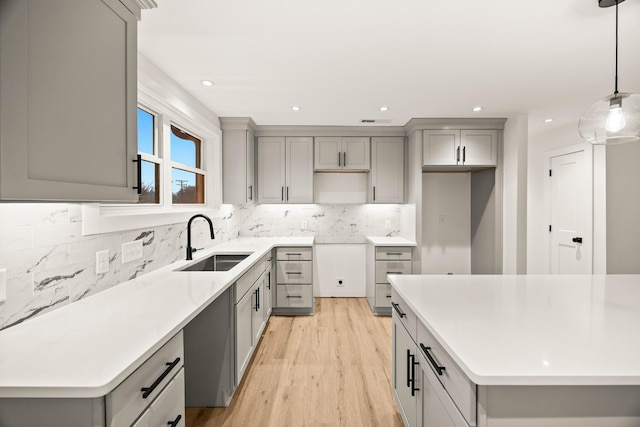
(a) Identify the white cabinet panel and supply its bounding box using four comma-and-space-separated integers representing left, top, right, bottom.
371, 137, 404, 203
286, 137, 314, 203
422, 130, 460, 166
0, 0, 138, 202
314, 137, 342, 169
235, 287, 253, 381
343, 137, 370, 170
257, 137, 286, 203
460, 130, 497, 166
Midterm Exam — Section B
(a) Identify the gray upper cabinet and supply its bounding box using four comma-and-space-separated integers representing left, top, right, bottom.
314, 136, 370, 170
0, 0, 139, 202
221, 118, 256, 205
257, 137, 313, 204
423, 129, 497, 168
371, 137, 404, 204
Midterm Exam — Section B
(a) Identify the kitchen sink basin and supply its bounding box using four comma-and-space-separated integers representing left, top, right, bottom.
178, 253, 252, 272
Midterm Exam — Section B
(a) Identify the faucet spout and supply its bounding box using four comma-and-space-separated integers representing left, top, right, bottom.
186, 214, 215, 260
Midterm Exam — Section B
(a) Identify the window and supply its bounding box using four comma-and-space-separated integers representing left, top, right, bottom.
170, 125, 205, 204
137, 107, 161, 204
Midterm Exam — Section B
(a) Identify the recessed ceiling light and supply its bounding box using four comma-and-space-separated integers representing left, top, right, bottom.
379, 106, 389, 112
292, 106, 301, 111
201, 80, 214, 87
472, 106, 483, 112
544, 118, 554, 123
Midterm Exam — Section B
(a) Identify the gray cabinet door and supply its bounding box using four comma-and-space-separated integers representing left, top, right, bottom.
285, 137, 313, 203
372, 137, 404, 203
235, 287, 254, 382
257, 137, 286, 203
0, 0, 138, 202
393, 312, 418, 427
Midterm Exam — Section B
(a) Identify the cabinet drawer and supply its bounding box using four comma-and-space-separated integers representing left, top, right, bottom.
277, 260, 312, 284
375, 284, 392, 308
375, 247, 412, 261
107, 331, 184, 427
390, 288, 417, 341
276, 247, 312, 261
417, 321, 476, 426
276, 285, 313, 308
375, 260, 411, 283
132, 368, 185, 427
235, 258, 265, 303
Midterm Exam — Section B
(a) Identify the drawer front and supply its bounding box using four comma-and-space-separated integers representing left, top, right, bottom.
277, 260, 312, 284
107, 331, 184, 427
276, 247, 312, 261
390, 288, 417, 341
235, 259, 264, 303
374, 284, 392, 308
375, 260, 411, 283
376, 247, 412, 261
417, 321, 476, 426
132, 368, 185, 427
276, 284, 313, 308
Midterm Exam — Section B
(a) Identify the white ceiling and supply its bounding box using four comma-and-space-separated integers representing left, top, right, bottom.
137, 0, 640, 137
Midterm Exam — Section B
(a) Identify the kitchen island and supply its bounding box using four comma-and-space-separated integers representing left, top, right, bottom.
389, 274, 640, 427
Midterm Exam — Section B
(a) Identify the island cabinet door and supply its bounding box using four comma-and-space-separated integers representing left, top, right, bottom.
418, 350, 470, 427
392, 311, 418, 427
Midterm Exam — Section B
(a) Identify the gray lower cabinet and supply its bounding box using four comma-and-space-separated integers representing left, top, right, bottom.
273, 247, 314, 315
367, 245, 412, 315
234, 256, 269, 384
0, 331, 185, 427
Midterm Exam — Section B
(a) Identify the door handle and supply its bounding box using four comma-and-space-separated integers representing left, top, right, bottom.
572, 237, 583, 243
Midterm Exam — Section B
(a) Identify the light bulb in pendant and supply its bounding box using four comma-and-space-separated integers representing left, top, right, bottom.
605, 97, 625, 133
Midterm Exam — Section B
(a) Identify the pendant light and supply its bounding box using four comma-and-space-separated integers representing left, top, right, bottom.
578, 0, 640, 145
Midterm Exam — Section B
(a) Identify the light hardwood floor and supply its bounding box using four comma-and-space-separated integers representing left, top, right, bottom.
186, 297, 403, 427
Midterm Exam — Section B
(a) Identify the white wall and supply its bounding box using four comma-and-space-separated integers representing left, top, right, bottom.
313, 244, 366, 297
503, 115, 528, 274
422, 173, 471, 274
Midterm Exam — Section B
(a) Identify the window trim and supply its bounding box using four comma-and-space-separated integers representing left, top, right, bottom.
82, 83, 222, 236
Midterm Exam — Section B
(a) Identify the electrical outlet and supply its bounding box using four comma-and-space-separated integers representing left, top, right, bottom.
336, 277, 345, 287
122, 240, 143, 264
301, 220, 308, 230
0, 268, 6, 303
96, 250, 110, 275
385, 220, 391, 230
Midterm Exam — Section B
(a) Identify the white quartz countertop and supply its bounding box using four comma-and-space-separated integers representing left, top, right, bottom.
366, 236, 416, 246
0, 237, 313, 398
389, 274, 640, 386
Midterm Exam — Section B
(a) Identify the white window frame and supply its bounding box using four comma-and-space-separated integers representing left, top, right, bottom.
82, 84, 222, 235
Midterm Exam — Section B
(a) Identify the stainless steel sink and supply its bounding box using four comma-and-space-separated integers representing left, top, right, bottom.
178, 253, 252, 272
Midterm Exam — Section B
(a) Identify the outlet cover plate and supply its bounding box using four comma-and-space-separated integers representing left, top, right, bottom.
122, 240, 143, 264
96, 250, 110, 275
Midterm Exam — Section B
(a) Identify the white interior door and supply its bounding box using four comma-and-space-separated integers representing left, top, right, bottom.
550, 150, 592, 274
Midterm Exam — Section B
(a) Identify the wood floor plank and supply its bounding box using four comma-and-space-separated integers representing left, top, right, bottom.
186, 298, 403, 427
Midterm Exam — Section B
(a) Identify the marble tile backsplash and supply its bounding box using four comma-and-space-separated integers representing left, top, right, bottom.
0, 203, 401, 330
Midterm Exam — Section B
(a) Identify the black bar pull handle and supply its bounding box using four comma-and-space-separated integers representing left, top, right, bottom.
286, 271, 302, 275
410, 353, 419, 396
463, 146, 466, 163
420, 343, 446, 376
338, 152, 341, 167
387, 271, 403, 275
456, 146, 460, 163
386, 252, 403, 256
267, 271, 271, 290
132, 154, 142, 195
286, 252, 302, 256
286, 295, 303, 298
406, 349, 412, 388
141, 357, 181, 398
167, 414, 182, 427
391, 302, 406, 318
373, 186, 376, 201
286, 186, 289, 201
281, 186, 284, 201
343, 152, 346, 166
248, 185, 253, 201
572, 237, 583, 243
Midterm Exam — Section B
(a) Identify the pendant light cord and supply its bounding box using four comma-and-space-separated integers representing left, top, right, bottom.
614, 0, 619, 95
